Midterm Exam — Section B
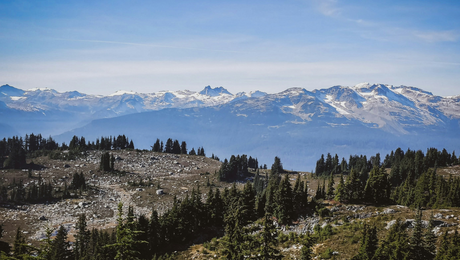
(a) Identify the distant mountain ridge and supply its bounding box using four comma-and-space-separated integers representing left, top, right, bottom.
1, 83, 459, 169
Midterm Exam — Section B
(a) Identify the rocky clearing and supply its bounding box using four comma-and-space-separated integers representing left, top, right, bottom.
0, 150, 223, 244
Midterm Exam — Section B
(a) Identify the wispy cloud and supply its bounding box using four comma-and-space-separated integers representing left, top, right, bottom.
54, 38, 248, 54
311, 0, 340, 17
413, 30, 459, 43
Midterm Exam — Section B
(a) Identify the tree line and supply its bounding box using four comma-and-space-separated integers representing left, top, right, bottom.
351, 209, 460, 260
151, 138, 207, 157
0, 171, 87, 205
313, 147, 460, 209
0, 134, 135, 169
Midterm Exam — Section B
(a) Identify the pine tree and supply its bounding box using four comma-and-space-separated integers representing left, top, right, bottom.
424, 212, 436, 259
51, 225, 72, 260
274, 175, 293, 225
13, 227, 28, 258
100, 152, 111, 172
409, 208, 426, 259
109, 202, 146, 260
326, 173, 335, 200
364, 167, 390, 204
258, 214, 282, 260
335, 174, 345, 202
75, 214, 90, 260
37, 227, 53, 260
270, 157, 283, 183
152, 139, 161, 152
345, 168, 362, 202
180, 141, 187, 154
241, 182, 256, 223
221, 199, 248, 259
373, 219, 410, 260
435, 231, 449, 260
164, 138, 173, 153
352, 223, 378, 260
300, 232, 314, 260
148, 209, 160, 256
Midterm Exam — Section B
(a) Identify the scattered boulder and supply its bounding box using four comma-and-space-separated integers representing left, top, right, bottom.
156, 189, 164, 195
383, 208, 396, 214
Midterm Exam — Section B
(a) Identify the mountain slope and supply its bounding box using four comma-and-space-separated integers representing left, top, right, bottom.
55, 84, 460, 170
2, 82, 459, 169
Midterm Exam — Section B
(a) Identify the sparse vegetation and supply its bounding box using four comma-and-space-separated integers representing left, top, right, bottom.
1, 134, 460, 259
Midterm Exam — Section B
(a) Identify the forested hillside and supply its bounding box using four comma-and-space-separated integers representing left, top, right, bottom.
1, 134, 460, 259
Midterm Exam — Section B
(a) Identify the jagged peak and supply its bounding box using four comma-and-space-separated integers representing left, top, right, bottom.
390, 85, 434, 96
199, 86, 232, 97
0, 84, 25, 96
278, 87, 309, 96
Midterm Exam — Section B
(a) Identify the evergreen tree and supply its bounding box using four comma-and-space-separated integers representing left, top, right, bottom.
13, 227, 28, 258
326, 173, 335, 200
274, 175, 293, 225
37, 227, 53, 260
180, 141, 187, 154
270, 157, 283, 181
409, 208, 427, 259
335, 174, 345, 202
373, 219, 410, 260
100, 152, 111, 172
351, 223, 378, 260
258, 214, 282, 260
364, 167, 390, 204
315, 154, 325, 176
164, 138, 173, 153
435, 231, 449, 260
424, 212, 436, 259
109, 202, 146, 260
241, 182, 256, 223
51, 225, 72, 260
172, 140, 181, 154
75, 214, 90, 260
221, 199, 249, 259
148, 209, 160, 256
300, 232, 314, 260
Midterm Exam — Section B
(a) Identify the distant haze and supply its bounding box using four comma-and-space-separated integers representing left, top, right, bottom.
0, 1, 459, 96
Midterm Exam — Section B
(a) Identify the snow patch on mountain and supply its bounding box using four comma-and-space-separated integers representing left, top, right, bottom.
109, 90, 137, 96
1, 82, 459, 139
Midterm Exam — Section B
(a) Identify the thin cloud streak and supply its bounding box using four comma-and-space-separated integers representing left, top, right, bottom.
413, 30, 459, 43
54, 38, 249, 54
311, 0, 340, 17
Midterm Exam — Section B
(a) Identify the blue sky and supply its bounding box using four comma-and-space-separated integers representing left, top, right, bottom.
1, 0, 459, 96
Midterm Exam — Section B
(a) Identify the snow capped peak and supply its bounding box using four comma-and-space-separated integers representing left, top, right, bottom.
64, 91, 86, 99
279, 87, 308, 96
246, 90, 267, 98
27, 87, 57, 93
199, 86, 232, 97
353, 82, 371, 89
389, 85, 434, 96
108, 90, 137, 96
0, 84, 24, 96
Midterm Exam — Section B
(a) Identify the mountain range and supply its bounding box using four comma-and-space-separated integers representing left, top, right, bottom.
1, 83, 459, 170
